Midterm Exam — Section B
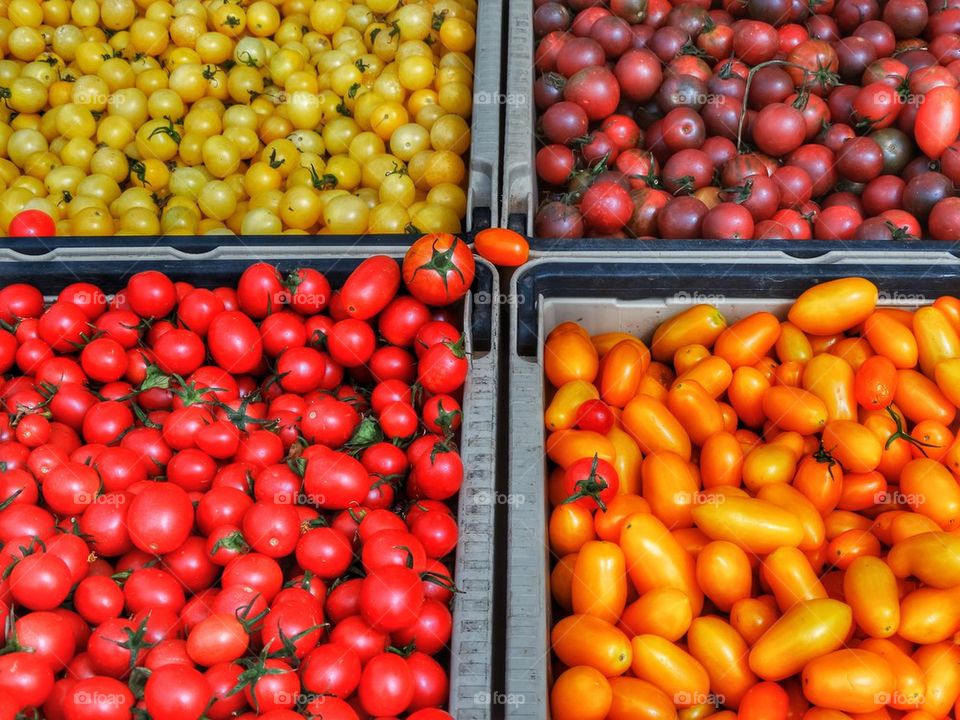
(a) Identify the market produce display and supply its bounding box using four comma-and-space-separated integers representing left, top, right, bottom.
531, 0, 960, 239
543, 277, 960, 718
0, 0, 476, 236
0, 234, 477, 719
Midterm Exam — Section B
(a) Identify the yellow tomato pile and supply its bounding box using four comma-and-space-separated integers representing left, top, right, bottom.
543, 278, 960, 720
0, 0, 476, 236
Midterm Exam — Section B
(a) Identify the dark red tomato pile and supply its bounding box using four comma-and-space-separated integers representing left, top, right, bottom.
0, 233, 477, 720
532, 0, 960, 240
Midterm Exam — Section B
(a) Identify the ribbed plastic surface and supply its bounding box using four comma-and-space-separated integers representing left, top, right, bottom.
501, 0, 536, 233
504, 251, 960, 719
0, 246, 499, 720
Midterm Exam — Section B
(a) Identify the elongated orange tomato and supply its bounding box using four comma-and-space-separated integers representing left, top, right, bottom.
571, 541, 627, 625
788, 277, 878, 335
687, 616, 758, 708
887, 531, 960, 588
830, 336, 874, 370
914, 305, 960, 378
912, 642, 960, 718
934, 295, 960, 331
774, 360, 804, 387
630, 634, 710, 708
858, 638, 926, 711
776, 321, 814, 363
549, 503, 596, 556
762, 546, 827, 612
762, 386, 828, 435
802, 354, 856, 422
546, 429, 615, 468
622, 395, 692, 460
792, 452, 843, 515
900, 458, 960, 530
757, 483, 826, 552
897, 585, 960, 644
714, 312, 781, 369
700, 431, 744, 488
843, 556, 900, 638
863, 311, 919, 368
601, 339, 651, 408
935, 357, 960, 407
821, 420, 883, 473
545, 380, 599, 431
692, 495, 803, 554
592, 331, 642, 357
551, 553, 578, 611
619, 587, 693, 642
894, 369, 956, 425
551, 614, 632, 677
607, 425, 643, 495
595, 493, 650, 542
673, 355, 734, 398
545, 329, 599, 387
748, 598, 853, 681
801, 649, 895, 713
651, 304, 727, 362
551, 666, 612, 720
730, 595, 780, 645
696, 540, 753, 611
642, 451, 699, 528
673, 344, 711, 375
667, 380, 724, 446
607, 676, 676, 720
741, 443, 798, 493
619, 512, 703, 614
889, 512, 942, 543
728, 366, 771, 428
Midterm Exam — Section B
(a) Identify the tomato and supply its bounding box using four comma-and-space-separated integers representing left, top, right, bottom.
693, 495, 803, 554
206, 311, 263, 374
606, 676, 673, 720
788, 278, 878, 335
358, 652, 414, 717
687, 615, 757, 708
473, 228, 530, 267
551, 666, 612, 720
802, 648, 894, 713
651, 305, 727, 362
855, 355, 898, 409
341, 256, 401, 320
622, 395, 691, 460
64, 677, 134, 720
9, 209, 56, 237
570, 541, 627, 624
126, 482, 194, 555
402, 234, 475, 307
762, 546, 826, 612
600, 339, 651, 408
915, 86, 960, 159
145, 664, 212, 720
620, 512, 703, 614
630, 634, 709, 707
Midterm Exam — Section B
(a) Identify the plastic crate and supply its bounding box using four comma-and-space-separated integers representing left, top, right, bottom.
503, 250, 960, 719
0, 246, 500, 720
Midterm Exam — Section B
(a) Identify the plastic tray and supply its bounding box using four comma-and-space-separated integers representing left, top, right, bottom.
504, 251, 960, 719
0, 246, 500, 720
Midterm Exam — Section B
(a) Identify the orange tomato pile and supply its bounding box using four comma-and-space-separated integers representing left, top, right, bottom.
543, 277, 960, 720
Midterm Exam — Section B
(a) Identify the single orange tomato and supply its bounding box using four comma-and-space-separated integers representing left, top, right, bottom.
788, 277, 878, 335
858, 637, 925, 710
821, 420, 883, 473
843, 556, 900, 639
545, 429, 615, 468
862, 411, 913, 482
757, 483, 826, 552
619, 587, 693, 642
687, 615, 758, 708
739, 682, 791, 720
551, 666, 613, 720
762, 386, 828, 435
776, 321, 814, 363
854, 355, 898, 410
630, 634, 710, 708
802, 354, 856, 422
886, 531, 960, 588
826, 528, 881, 569
696, 540, 753, 612
909, 419, 953, 461
545, 329, 599, 387
824, 509, 872, 539
933, 295, 960, 331
761, 546, 827, 612
900, 458, 960, 530
601, 339, 651, 408
913, 305, 960, 378
753, 355, 779, 383
594, 493, 650, 542
571, 540, 628, 625
637, 374, 669, 403
551, 614, 632, 677
551, 553, 578, 611
472, 227, 529, 267
837, 470, 886, 511
742, 442, 798, 493
730, 595, 780, 645
773, 360, 804, 387
719, 402, 738, 432
898, 586, 960, 644
607, 425, 643, 496
728, 366, 771, 428
651, 304, 727, 363
801, 648, 895, 713
829, 336, 874, 370
700, 431, 744, 488
767, 430, 806, 458
673, 344, 711, 375
549, 503, 596, 556
863, 311, 919, 368
646, 361, 675, 387
673, 355, 734, 398
792, 452, 843, 515
934, 357, 960, 406
667, 379, 725, 446
692, 495, 804, 554
622, 395, 692, 460
912, 642, 960, 718
714, 312, 782, 369
888, 512, 942, 543
607, 676, 676, 720
894, 369, 956, 425
642, 451, 699, 528
592, 331, 643, 357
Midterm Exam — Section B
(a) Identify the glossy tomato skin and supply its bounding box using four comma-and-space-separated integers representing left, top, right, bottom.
341, 256, 401, 320
402, 235, 475, 307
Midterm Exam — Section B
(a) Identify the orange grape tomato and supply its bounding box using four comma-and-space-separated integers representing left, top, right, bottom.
792, 452, 843, 515
767, 430, 806, 459
888, 512, 942, 543
651, 304, 728, 363
837, 470, 886, 512
858, 637, 925, 711
607, 425, 643, 495
714, 312, 782, 369
549, 503, 597, 556
761, 385, 828, 435
696, 540, 753, 611
773, 360, 804, 387
673, 527, 711, 557
821, 420, 883, 473
886, 531, 960, 588
601, 339, 652, 408
673, 355, 734, 398
571, 540, 628, 625
667, 380, 725, 446
894, 369, 956, 425
691, 495, 804, 554
829, 336, 874, 371
545, 329, 599, 387
909, 420, 954, 461
747, 598, 853, 681
622, 394, 692, 460
754, 355, 780, 383
607, 676, 676, 720
933, 295, 960, 332
897, 586, 960, 644
730, 595, 781, 646
739, 682, 790, 720
594, 493, 650, 542
843, 556, 900, 639
801, 649, 895, 714
700, 431, 744, 488
686, 615, 758, 708
854, 355, 898, 411
550, 666, 613, 720
551, 614, 632, 677
673, 343, 711, 375
647, 360, 676, 387
808, 333, 844, 354
630, 634, 710, 708
472, 227, 529, 267
802, 353, 856, 422
728, 366, 771, 428
641, 451, 699, 529
900, 458, 960, 530
826, 528, 881, 569
741, 442, 798, 493
863, 311, 919, 368
545, 429, 615, 468
776, 321, 814, 363
548, 322, 588, 339
618, 587, 693, 642
913, 305, 960, 378
757, 483, 826, 552
912, 642, 960, 719
719, 402, 739, 432
788, 277, 878, 335
761, 546, 827, 612
592, 332, 642, 357
551, 553, 578, 611
934, 358, 960, 407
619, 512, 703, 615
824, 510, 872, 539
545, 380, 600, 432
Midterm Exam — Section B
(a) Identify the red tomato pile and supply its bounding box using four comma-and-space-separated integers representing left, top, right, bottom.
532, 0, 960, 240
0, 233, 476, 720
